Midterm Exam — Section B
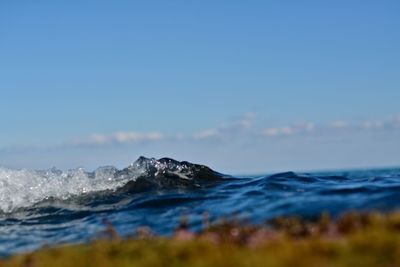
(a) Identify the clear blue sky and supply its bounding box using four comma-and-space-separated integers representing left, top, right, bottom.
1, 1, 399, 173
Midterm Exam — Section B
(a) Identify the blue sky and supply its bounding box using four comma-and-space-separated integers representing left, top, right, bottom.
0, 1, 399, 173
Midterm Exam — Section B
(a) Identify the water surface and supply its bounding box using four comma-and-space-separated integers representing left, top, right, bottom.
0, 157, 399, 255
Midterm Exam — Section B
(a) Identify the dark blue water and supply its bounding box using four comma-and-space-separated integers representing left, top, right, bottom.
0, 157, 399, 255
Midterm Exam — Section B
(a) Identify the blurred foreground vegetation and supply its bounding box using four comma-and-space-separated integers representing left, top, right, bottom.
2, 212, 400, 267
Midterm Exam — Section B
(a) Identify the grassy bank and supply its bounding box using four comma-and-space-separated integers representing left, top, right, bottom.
2, 212, 400, 267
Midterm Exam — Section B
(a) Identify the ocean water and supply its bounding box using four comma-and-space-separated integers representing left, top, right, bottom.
0, 157, 399, 255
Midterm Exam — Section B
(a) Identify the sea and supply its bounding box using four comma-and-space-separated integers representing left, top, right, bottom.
0, 156, 399, 256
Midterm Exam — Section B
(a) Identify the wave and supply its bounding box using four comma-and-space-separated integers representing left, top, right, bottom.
1, 160, 400, 256
0, 157, 224, 213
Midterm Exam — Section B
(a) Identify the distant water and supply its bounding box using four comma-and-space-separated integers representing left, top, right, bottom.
0, 157, 400, 255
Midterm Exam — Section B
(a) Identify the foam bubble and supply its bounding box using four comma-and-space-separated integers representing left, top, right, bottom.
0, 166, 135, 213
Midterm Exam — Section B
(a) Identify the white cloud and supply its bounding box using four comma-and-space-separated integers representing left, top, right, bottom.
330, 121, 348, 129
72, 114, 400, 146
326, 116, 400, 132
261, 122, 314, 137
75, 131, 164, 146
262, 126, 293, 137
193, 129, 220, 140
90, 134, 111, 145
237, 112, 256, 130
114, 132, 163, 143
361, 121, 384, 130
357, 116, 400, 131
192, 112, 256, 141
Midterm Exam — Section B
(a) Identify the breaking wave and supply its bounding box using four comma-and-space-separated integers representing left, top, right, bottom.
0, 157, 223, 213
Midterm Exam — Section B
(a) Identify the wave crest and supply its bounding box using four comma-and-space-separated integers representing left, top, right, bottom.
0, 157, 223, 213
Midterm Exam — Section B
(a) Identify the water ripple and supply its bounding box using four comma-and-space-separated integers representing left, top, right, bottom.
0, 157, 399, 255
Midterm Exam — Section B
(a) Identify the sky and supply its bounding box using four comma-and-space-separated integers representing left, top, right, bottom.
0, 1, 399, 173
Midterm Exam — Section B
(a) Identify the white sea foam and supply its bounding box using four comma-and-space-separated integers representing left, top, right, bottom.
0, 157, 218, 213
0, 166, 137, 213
